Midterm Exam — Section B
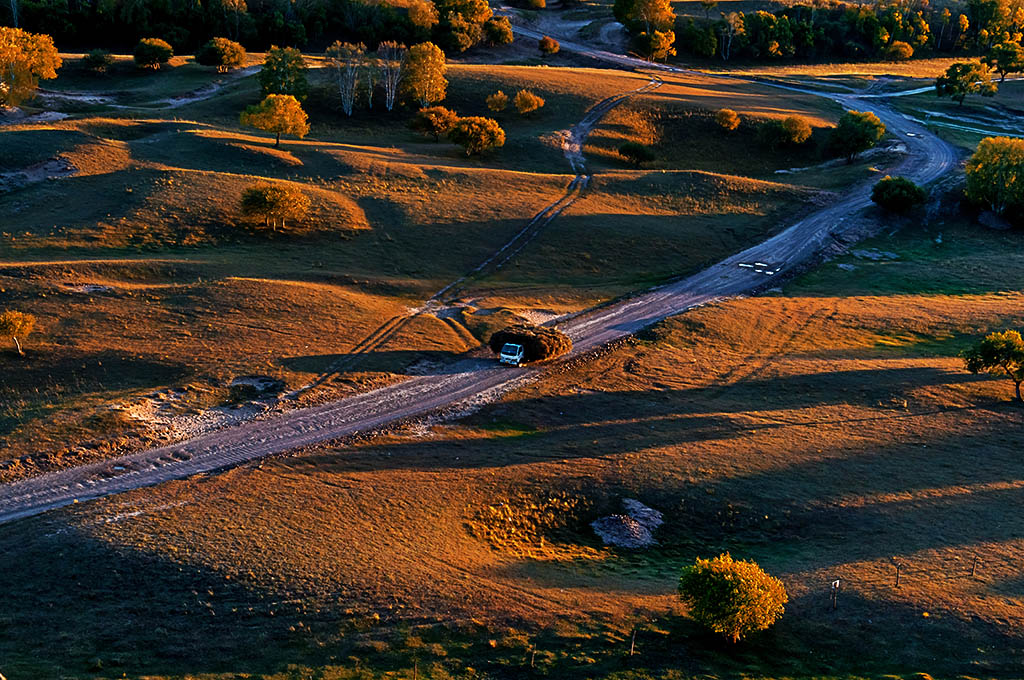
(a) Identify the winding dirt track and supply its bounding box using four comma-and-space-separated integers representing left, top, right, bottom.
0, 40, 957, 525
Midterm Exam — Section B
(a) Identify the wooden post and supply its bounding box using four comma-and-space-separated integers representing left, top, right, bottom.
972, 555, 979, 577
413, 659, 418, 680
630, 628, 636, 656
895, 563, 902, 588
530, 648, 536, 668
830, 579, 840, 611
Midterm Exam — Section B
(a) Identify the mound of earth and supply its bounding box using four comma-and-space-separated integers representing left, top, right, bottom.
488, 323, 572, 362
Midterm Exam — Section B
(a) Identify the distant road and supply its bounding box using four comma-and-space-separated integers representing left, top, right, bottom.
0, 36, 957, 524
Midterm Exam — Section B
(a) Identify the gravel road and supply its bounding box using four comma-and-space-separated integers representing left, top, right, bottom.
0, 38, 957, 525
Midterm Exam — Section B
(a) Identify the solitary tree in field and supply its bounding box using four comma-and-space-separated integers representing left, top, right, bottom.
965, 136, 1024, 217
134, 38, 173, 69
539, 36, 560, 55
411, 106, 458, 141
259, 46, 308, 99
326, 41, 365, 116
985, 42, 1024, 83
0, 310, 36, 356
514, 89, 545, 115
715, 108, 740, 131
240, 94, 309, 147
935, 61, 997, 105
871, 175, 927, 213
828, 110, 885, 162
0, 27, 61, 106
240, 183, 310, 231
678, 553, 788, 643
402, 42, 447, 107
448, 116, 505, 156
962, 330, 1024, 402
378, 41, 407, 111
619, 141, 655, 166
486, 90, 509, 112
197, 37, 246, 72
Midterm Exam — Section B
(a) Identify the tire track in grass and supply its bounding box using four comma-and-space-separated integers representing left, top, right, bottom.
289, 76, 663, 397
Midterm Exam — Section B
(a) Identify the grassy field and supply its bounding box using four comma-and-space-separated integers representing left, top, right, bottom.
1, 208, 1021, 679
0, 60, 871, 475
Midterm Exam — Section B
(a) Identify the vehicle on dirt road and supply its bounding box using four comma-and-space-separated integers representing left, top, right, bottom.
499, 342, 525, 366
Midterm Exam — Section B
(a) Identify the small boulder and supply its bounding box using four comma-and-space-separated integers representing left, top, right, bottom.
591, 515, 655, 549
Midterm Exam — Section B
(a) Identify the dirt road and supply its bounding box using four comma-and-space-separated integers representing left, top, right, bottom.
0, 42, 957, 525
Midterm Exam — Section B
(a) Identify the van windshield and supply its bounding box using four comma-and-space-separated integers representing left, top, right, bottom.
500, 343, 521, 355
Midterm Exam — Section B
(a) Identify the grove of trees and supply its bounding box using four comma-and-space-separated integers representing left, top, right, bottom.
0, 26, 61, 106
240, 182, 310, 231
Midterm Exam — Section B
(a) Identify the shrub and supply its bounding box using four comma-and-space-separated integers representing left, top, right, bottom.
448, 116, 505, 156
197, 37, 246, 72
513, 89, 545, 115
134, 38, 173, 69
239, 183, 311, 231
758, 115, 810, 149
871, 175, 927, 213
525, 0, 546, 8
488, 324, 572, 362
484, 17, 514, 45
0, 310, 36, 356
82, 49, 114, 73
965, 136, 1024, 218
678, 553, 788, 643
486, 90, 509, 112
539, 36, 560, 55
715, 108, 740, 131
619, 141, 655, 166
886, 40, 913, 60
411, 106, 458, 141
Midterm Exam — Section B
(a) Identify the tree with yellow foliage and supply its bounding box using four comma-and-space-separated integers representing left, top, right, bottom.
240, 94, 309, 147
0, 27, 61, 107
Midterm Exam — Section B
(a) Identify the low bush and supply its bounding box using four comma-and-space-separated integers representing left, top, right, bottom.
489, 324, 572, 362
448, 116, 505, 156
619, 141, 655, 166
82, 49, 114, 73
514, 89, 545, 115
871, 175, 927, 213
715, 108, 740, 131
197, 37, 247, 72
539, 36, 560, 55
486, 90, 509, 112
411, 106, 458, 141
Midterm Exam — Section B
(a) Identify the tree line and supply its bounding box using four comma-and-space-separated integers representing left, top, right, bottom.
3, 0, 511, 55
613, 0, 1024, 62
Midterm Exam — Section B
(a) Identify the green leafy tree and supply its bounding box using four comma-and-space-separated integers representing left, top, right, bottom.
81, 49, 114, 74
985, 41, 1024, 82
962, 330, 1024, 402
133, 37, 173, 69
715, 108, 740, 131
935, 61, 998, 105
197, 37, 246, 72
240, 94, 309, 147
402, 42, 447, 107
871, 175, 927, 213
486, 90, 508, 112
759, 115, 812, 148
0, 309, 36, 356
239, 182, 310, 231
411, 105, 458, 141
965, 136, 1024, 217
513, 89, 545, 115
448, 116, 505, 155
484, 17, 514, 45
619, 141, 655, 166
0, 27, 61, 105
828, 110, 886, 162
678, 553, 788, 643
539, 35, 560, 55
259, 46, 308, 99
